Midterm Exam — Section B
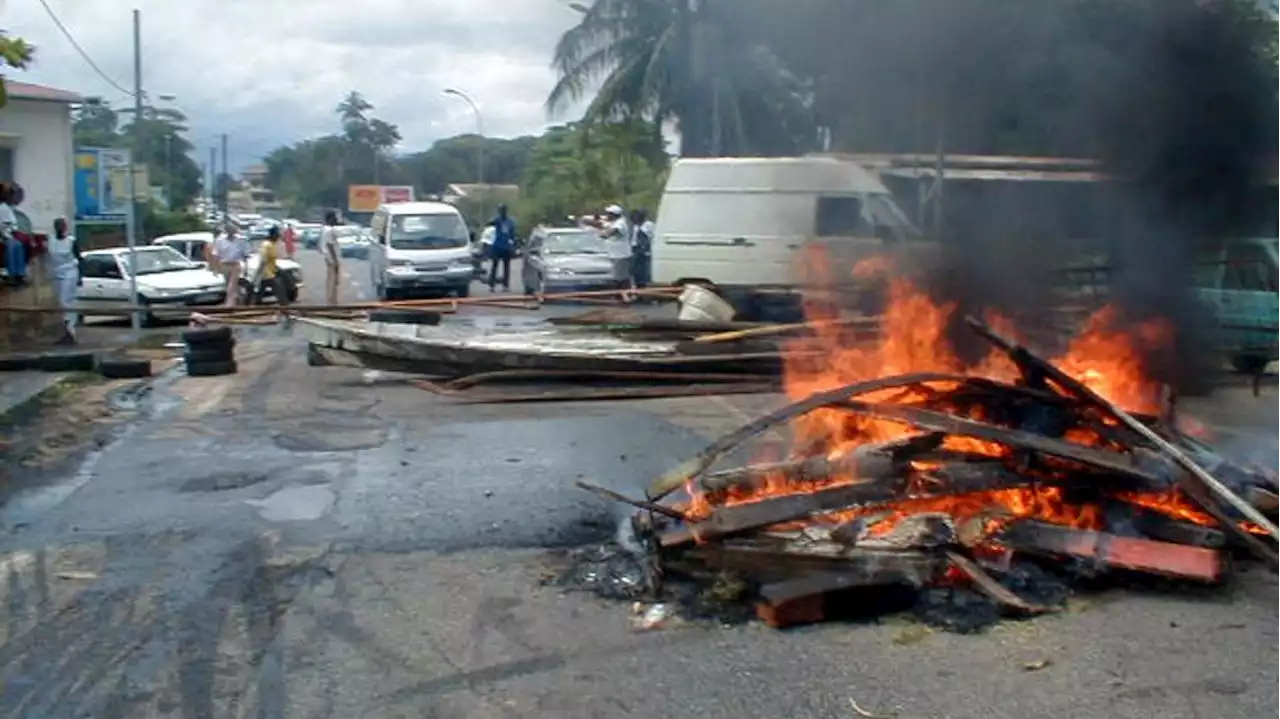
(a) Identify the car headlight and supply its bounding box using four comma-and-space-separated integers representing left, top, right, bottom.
389, 259, 413, 267
547, 267, 573, 276
449, 259, 473, 271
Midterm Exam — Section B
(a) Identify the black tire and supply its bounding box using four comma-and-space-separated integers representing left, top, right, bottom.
0, 354, 38, 372
35, 351, 97, 372
1231, 354, 1269, 375
128, 295, 155, 328
306, 343, 331, 367
367, 309, 443, 326
185, 342, 236, 364
183, 326, 233, 345
186, 359, 238, 377
98, 357, 152, 379
454, 283, 471, 298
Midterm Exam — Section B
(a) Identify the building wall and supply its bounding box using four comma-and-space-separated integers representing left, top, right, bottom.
0, 98, 75, 233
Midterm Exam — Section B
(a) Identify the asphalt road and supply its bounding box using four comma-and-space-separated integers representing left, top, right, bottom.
0, 270, 1276, 717
292, 245, 529, 305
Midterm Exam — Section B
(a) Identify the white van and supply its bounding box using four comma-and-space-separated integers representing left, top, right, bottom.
652, 156, 929, 288
368, 201, 475, 299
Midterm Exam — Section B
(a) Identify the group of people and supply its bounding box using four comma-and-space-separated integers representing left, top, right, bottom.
204, 222, 291, 309
591, 204, 655, 289
480, 203, 656, 293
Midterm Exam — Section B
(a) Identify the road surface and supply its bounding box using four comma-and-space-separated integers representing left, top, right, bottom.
0, 255, 1275, 718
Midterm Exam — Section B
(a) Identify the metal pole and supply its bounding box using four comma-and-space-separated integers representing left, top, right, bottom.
208, 146, 216, 208
164, 135, 171, 210
127, 8, 142, 331
219, 133, 228, 214
444, 89, 485, 219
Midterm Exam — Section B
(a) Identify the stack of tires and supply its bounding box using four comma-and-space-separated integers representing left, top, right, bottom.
182, 327, 238, 377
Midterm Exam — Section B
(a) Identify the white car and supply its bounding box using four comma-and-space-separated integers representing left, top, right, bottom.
78, 246, 228, 325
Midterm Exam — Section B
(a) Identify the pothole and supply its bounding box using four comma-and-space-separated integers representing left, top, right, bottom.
181, 471, 272, 492
271, 414, 388, 452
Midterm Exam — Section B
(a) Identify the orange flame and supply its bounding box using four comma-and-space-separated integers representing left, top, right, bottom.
677, 250, 1224, 544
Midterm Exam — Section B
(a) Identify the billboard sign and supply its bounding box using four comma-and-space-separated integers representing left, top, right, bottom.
74, 147, 150, 223
347, 184, 415, 213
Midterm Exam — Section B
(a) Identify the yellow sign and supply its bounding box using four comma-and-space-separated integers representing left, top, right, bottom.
347, 185, 382, 213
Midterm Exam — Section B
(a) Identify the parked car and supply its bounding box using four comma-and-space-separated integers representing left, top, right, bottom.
336, 226, 372, 259
297, 224, 323, 249
521, 226, 631, 295
152, 231, 303, 303
77, 247, 227, 325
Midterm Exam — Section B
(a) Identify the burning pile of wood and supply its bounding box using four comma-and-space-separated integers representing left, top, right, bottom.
582, 316, 1278, 630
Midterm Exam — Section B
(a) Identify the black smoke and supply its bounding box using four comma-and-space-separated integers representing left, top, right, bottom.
924, 0, 1277, 391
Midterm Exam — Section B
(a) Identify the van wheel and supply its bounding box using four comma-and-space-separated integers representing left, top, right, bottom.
1230, 355, 1268, 375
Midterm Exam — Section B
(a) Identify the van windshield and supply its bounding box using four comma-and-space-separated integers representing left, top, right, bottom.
390, 214, 469, 250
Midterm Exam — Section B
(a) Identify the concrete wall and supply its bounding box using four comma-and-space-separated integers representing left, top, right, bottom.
0, 98, 76, 234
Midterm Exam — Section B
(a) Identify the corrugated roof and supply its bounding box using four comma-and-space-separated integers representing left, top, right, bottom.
3, 80, 83, 103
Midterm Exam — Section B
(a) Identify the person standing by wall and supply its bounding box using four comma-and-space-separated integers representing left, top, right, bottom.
320, 210, 342, 305
46, 218, 81, 345
487, 204, 517, 293
0, 183, 26, 286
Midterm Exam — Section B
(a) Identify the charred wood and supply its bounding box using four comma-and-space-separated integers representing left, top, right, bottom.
1001, 520, 1226, 583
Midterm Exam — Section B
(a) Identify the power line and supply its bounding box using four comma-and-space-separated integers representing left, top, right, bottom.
33, 0, 135, 98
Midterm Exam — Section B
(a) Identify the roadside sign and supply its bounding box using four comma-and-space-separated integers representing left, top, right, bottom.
348, 184, 415, 212
381, 185, 414, 204
74, 147, 127, 222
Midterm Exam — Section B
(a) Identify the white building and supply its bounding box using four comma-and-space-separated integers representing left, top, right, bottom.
0, 80, 81, 233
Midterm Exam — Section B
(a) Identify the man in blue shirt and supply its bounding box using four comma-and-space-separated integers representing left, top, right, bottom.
487, 204, 517, 292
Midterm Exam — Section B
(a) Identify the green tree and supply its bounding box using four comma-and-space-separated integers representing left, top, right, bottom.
546, 0, 813, 156
517, 120, 668, 225
0, 30, 34, 107
73, 101, 204, 210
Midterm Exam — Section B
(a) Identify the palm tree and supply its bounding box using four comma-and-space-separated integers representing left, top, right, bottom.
545, 0, 814, 157
336, 91, 374, 140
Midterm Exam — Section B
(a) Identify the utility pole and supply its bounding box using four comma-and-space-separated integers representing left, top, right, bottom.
126, 9, 142, 331
208, 146, 216, 208
219, 133, 228, 214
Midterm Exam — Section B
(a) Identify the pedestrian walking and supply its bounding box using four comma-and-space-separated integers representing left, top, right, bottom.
487, 204, 517, 292
213, 223, 248, 306
320, 210, 342, 305
282, 221, 297, 258
47, 217, 81, 345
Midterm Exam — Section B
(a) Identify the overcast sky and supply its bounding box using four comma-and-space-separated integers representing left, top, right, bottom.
7, 0, 589, 171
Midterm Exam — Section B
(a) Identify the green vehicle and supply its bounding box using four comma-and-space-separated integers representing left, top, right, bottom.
1193, 237, 1279, 374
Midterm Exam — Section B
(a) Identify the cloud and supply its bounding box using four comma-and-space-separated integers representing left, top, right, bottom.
6, 0, 589, 170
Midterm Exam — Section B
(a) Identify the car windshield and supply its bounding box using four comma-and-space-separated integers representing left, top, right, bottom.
544, 231, 606, 255
390, 214, 468, 250
128, 248, 198, 275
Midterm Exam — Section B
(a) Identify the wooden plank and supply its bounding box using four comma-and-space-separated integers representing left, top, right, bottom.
964, 314, 1279, 567
664, 463, 1054, 547
837, 400, 1163, 482
1002, 520, 1225, 583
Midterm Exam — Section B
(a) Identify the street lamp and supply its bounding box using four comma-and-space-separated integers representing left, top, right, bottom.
442, 88, 486, 218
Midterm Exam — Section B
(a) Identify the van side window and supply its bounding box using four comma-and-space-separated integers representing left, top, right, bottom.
866, 195, 921, 241
815, 197, 869, 236
1223, 243, 1278, 292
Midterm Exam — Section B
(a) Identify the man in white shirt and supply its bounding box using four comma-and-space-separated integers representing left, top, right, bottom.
319, 209, 341, 305
212, 223, 247, 306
